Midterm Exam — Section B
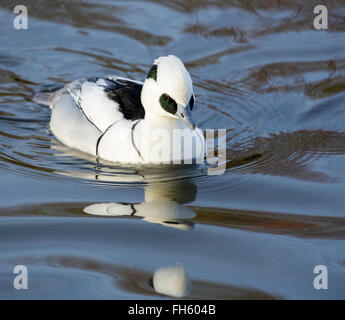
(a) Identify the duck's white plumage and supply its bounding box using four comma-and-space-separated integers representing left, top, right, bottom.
34, 55, 206, 164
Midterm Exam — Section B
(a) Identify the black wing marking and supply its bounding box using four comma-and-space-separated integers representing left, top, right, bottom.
95, 121, 119, 156
67, 77, 145, 130
103, 78, 145, 121
131, 120, 143, 160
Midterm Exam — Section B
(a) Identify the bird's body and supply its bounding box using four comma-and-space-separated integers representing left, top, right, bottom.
34, 55, 205, 164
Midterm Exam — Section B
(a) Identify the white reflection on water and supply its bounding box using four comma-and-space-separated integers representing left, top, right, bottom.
84, 173, 198, 231
153, 264, 191, 298
83, 172, 197, 297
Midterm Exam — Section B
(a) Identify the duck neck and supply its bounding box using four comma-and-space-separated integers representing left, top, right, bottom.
144, 114, 184, 130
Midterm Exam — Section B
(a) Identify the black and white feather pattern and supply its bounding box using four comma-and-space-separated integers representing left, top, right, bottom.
33, 76, 147, 159
65, 76, 145, 133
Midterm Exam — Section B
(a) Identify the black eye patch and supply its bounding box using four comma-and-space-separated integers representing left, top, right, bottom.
147, 64, 157, 81
189, 95, 195, 111
159, 93, 177, 114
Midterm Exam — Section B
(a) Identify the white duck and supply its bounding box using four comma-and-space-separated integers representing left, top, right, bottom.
34, 55, 205, 164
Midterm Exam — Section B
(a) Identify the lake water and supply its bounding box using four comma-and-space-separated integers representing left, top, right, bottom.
0, 0, 345, 299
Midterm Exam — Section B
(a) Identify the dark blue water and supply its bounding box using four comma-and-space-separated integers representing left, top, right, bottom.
0, 0, 345, 299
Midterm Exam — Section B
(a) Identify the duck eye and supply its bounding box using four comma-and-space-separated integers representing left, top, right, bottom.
159, 93, 177, 114
189, 95, 195, 111
147, 64, 157, 81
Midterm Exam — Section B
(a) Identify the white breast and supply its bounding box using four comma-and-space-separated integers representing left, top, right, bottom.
97, 117, 206, 164
97, 120, 144, 163
132, 118, 206, 164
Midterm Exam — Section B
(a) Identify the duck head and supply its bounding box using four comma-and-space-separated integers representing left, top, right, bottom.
141, 55, 196, 130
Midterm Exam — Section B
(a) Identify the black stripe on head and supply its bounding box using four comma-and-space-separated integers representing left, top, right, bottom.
147, 64, 157, 81
159, 93, 177, 115
189, 95, 195, 111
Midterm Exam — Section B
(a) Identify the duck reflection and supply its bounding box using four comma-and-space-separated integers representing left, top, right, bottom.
82, 172, 197, 297
151, 264, 191, 298
84, 175, 198, 230
53, 145, 199, 296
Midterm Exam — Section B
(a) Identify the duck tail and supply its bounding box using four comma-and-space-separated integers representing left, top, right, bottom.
33, 92, 53, 107
33, 86, 65, 109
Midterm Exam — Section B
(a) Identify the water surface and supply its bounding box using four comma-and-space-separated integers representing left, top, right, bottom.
0, 0, 345, 299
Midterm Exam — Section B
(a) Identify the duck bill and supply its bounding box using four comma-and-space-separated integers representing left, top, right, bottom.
177, 105, 195, 131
